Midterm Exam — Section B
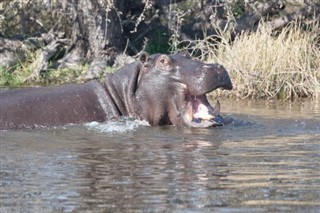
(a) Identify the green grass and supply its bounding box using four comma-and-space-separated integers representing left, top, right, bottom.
0, 64, 33, 87
40, 66, 88, 85
0, 63, 117, 87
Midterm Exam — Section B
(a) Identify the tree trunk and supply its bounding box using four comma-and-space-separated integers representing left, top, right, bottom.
59, 0, 125, 79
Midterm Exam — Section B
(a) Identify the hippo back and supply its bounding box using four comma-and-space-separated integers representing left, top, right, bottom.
0, 80, 117, 129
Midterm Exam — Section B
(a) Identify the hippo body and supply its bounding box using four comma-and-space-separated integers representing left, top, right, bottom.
0, 80, 116, 129
0, 53, 232, 130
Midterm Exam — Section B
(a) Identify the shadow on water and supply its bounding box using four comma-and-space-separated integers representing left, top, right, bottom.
0, 99, 319, 212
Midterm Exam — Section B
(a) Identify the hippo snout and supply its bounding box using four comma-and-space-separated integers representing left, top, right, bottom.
202, 64, 233, 91
187, 63, 233, 96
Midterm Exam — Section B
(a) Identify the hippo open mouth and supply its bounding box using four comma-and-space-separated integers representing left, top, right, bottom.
183, 94, 224, 128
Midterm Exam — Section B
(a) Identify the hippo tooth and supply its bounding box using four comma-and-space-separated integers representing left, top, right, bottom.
212, 100, 221, 116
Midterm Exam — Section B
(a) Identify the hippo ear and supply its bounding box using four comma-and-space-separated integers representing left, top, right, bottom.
155, 54, 173, 71
138, 52, 149, 64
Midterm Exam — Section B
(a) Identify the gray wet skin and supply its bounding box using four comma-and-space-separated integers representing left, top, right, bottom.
0, 52, 232, 129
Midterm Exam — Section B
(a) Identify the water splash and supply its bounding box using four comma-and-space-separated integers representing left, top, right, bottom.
85, 117, 150, 133
223, 115, 256, 127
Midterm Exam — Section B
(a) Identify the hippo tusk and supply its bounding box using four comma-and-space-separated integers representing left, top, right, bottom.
212, 100, 221, 116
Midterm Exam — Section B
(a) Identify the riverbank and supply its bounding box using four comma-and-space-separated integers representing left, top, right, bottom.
1, 22, 319, 100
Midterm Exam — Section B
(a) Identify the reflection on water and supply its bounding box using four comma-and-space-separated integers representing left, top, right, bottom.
1, 99, 319, 212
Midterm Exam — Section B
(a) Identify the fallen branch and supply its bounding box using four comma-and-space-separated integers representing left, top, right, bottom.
267, 4, 320, 30
24, 37, 68, 82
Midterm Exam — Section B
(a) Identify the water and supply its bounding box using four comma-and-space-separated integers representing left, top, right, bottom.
1, 99, 319, 212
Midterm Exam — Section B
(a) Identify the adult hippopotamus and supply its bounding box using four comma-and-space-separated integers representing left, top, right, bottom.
0, 52, 232, 130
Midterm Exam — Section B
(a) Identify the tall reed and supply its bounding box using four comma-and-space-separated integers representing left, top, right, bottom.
209, 22, 320, 100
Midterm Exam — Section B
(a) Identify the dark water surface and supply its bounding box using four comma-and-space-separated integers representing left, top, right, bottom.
1, 99, 319, 212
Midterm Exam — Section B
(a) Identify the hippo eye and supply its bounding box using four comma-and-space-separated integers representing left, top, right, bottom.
156, 55, 173, 71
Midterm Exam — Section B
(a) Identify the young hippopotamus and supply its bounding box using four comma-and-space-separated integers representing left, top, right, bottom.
0, 52, 232, 130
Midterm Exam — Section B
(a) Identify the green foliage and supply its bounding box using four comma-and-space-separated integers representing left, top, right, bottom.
40, 65, 116, 85
0, 63, 117, 87
0, 65, 33, 86
40, 66, 88, 85
0, 68, 16, 86
231, 0, 245, 18
145, 30, 170, 54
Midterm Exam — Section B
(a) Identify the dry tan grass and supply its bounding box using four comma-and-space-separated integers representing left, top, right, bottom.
206, 21, 320, 100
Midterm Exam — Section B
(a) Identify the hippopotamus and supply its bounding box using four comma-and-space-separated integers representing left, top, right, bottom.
0, 52, 232, 130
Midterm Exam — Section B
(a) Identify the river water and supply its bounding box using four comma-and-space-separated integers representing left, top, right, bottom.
1, 99, 319, 212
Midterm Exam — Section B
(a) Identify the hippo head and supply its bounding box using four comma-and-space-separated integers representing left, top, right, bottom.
105, 52, 232, 127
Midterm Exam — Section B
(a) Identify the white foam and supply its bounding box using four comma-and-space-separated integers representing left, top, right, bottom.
85, 117, 150, 133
